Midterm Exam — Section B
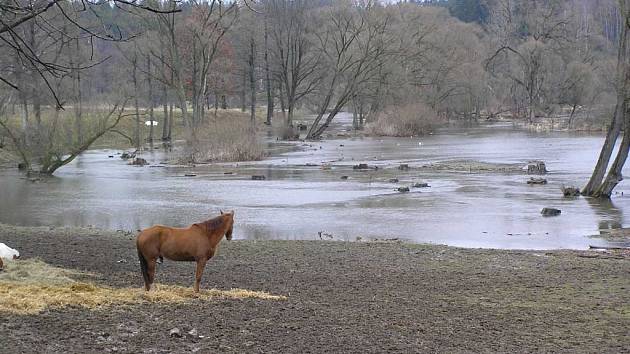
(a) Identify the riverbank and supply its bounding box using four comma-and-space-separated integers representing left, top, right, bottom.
1, 224, 628, 353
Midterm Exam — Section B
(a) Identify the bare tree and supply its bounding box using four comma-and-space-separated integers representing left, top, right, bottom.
267, 0, 322, 137
305, 4, 391, 139
583, 0, 630, 197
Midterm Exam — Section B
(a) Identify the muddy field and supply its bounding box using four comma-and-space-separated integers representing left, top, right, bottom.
1, 224, 629, 353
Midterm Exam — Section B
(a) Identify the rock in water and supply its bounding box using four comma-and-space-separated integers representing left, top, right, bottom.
561, 186, 581, 197
398, 164, 409, 170
389, 178, 399, 183
412, 182, 430, 188
541, 208, 561, 217
397, 187, 410, 193
527, 178, 548, 185
251, 175, 266, 180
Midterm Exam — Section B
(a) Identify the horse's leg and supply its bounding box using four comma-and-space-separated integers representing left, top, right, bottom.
194, 259, 208, 293
147, 258, 157, 291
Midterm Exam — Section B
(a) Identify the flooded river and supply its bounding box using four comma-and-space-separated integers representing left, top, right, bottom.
1, 114, 629, 249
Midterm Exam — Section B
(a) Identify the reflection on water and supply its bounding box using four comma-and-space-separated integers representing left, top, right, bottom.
586, 197, 624, 230
1, 115, 629, 250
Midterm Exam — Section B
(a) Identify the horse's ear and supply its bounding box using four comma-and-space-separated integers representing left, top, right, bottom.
220, 210, 224, 215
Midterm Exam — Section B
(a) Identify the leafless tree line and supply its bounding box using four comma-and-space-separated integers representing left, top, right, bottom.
0, 0, 627, 188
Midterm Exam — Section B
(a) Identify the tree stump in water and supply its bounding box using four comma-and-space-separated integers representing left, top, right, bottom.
527, 161, 547, 174
121, 151, 136, 160
389, 178, 399, 183
561, 186, 581, 197
398, 164, 409, 170
397, 187, 410, 193
130, 157, 148, 166
353, 163, 369, 170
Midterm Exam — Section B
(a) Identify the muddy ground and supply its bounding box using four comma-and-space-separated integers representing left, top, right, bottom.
0, 224, 629, 353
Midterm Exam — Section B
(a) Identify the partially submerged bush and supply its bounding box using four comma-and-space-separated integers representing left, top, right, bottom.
366, 103, 441, 137
181, 114, 265, 163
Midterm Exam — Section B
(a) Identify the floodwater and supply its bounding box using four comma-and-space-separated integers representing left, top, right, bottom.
1, 113, 629, 250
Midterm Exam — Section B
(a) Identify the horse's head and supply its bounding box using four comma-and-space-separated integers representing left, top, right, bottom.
221, 210, 235, 241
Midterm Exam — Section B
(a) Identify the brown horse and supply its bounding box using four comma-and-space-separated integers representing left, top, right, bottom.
136, 211, 234, 292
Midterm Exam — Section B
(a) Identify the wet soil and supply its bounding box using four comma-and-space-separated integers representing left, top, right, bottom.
1, 224, 629, 353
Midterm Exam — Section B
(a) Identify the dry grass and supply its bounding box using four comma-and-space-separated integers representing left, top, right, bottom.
366, 103, 442, 137
182, 113, 266, 163
0, 259, 286, 315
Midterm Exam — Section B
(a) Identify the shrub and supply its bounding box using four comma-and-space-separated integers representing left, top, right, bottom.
186, 115, 265, 163
366, 103, 441, 137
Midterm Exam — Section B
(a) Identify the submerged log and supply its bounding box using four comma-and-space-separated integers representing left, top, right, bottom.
527, 178, 547, 185
541, 208, 561, 217
252, 175, 266, 180
588, 245, 630, 250
412, 182, 430, 188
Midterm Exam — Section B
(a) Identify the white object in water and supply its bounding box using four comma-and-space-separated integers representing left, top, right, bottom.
0, 243, 20, 260
145, 121, 159, 126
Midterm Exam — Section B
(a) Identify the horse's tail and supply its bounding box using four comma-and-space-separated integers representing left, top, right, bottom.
137, 246, 150, 287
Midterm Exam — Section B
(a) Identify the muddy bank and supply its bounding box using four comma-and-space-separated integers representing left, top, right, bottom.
0, 224, 628, 353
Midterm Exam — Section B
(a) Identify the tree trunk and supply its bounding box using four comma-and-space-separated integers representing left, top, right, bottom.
240, 67, 247, 112
162, 88, 169, 141
278, 84, 287, 120
264, 17, 274, 125
249, 37, 257, 131
168, 103, 174, 140
568, 103, 578, 129
74, 39, 83, 146
594, 102, 630, 197
583, 3, 629, 196
133, 57, 141, 151
147, 56, 154, 145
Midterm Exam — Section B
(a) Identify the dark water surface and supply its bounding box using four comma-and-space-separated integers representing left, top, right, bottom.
1, 115, 628, 249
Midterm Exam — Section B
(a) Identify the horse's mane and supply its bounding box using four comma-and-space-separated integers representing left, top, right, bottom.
194, 215, 226, 234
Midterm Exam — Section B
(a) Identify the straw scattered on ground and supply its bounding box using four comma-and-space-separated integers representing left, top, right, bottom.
0, 259, 286, 315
